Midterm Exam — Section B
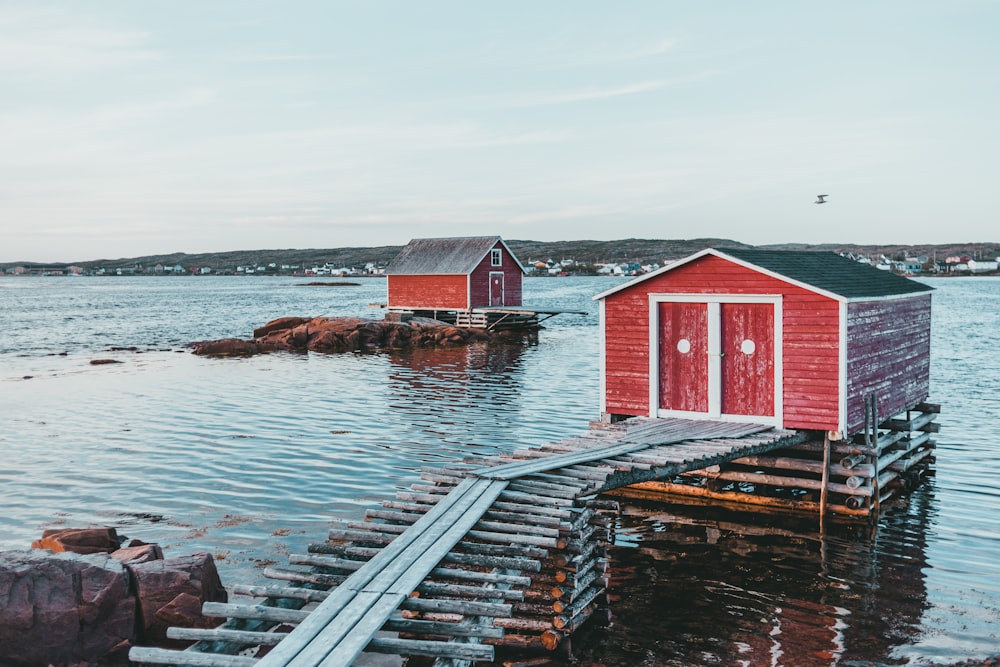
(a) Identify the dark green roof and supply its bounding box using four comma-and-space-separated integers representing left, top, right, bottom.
719, 248, 933, 299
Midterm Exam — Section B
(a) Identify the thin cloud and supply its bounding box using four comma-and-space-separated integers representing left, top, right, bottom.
225, 53, 340, 64
508, 80, 666, 107
0, 6, 159, 79
610, 38, 678, 62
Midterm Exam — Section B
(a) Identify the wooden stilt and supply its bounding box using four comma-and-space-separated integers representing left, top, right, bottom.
820, 432, 831, 532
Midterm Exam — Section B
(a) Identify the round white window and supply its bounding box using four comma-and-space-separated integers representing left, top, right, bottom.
676, 338, 691, 354
740, 339, 756, 355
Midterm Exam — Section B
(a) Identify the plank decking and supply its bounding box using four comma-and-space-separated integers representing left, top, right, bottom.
129, 418, 805, 667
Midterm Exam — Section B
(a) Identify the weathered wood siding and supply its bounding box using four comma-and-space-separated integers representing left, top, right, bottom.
845, 294, 931, 434
387, 274, 469, 309
603, 254, 841, 430
469, 242, 522, 307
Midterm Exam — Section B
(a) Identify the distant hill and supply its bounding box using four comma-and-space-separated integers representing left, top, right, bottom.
3, 238, 998, 272
759, 241, 1000, 262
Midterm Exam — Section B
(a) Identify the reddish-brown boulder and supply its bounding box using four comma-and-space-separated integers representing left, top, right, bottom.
252, 316, 310, 338
306, 328, 344, 352
0, 551, 136, 666
110, 543, 164, 565
32, 527, 122, 555
130, 552, 227, 644
153, 591, 217, 632
382, 322, 412, 348
190, 338, 260, 356
290, 323, 310, 346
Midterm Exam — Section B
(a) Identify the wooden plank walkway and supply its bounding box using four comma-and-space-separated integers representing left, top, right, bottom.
129, 418, 805, 667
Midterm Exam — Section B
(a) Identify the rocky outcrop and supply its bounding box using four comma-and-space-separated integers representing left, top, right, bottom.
1, 529, 229, 665
187, 338, 261, 357
31, 527, 123, 554
0, 551, 135, 666
131, 552, 227, 645
191, 315, 503, 357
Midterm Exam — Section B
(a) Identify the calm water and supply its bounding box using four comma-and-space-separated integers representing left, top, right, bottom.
1, 275, 998, 666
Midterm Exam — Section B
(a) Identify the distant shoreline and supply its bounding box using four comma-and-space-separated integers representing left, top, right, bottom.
3, 238, 998, 276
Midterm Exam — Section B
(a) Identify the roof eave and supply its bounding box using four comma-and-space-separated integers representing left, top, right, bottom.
593, 247, 932, 302
593, 248, 718, 300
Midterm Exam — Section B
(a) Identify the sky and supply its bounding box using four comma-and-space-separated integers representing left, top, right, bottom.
2, 1, 998, 263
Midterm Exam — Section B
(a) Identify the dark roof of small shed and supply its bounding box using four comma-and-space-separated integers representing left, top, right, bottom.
595, 248, 933, 301
385, 236, 525, 275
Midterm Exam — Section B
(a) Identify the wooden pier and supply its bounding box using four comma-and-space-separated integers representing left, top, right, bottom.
129, 418, 807, 667
386, 306, 586, 331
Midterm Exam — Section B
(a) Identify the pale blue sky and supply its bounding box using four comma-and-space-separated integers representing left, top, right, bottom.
2, 1, 997, 262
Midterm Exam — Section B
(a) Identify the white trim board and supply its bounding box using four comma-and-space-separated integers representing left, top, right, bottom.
646, 293, 783, 427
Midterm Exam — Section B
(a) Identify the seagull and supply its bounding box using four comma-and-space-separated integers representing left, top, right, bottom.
815, 194, 829, 204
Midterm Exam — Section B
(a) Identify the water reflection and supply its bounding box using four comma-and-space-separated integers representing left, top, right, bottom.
380, 341, 534, 459
562, 490, 934, 667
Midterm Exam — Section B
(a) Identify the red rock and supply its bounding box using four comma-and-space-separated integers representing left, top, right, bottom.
0, 551, 135, 666
382, 322, 411, 348
290, 323, 310, 346
110, 543, 164, 565
32, 527, 122, 555
306, 328, 344, 352
153, 592, 203, 625
129, 552, 227, 644
153, 592, 217, 646
190, 338, 260, 356
252, 316, 310, 338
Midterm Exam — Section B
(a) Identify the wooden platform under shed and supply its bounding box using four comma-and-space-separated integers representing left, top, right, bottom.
386, 306, 585, 331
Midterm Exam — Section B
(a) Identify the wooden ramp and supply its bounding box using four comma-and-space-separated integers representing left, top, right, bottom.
129, 418, 805, 667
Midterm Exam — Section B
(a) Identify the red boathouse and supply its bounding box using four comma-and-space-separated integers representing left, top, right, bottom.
385, 236, 525, 311
595, 248, 933, 437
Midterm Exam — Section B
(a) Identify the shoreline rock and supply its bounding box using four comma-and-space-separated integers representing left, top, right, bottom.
2, 527, 227, 666
191, 315, 525, 357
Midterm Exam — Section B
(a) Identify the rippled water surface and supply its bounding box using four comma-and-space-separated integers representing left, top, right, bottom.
1, 275, 998, 665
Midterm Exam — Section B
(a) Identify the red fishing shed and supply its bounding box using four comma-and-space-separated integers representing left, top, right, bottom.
385, 236, 525, 311
594, 248, 933, 437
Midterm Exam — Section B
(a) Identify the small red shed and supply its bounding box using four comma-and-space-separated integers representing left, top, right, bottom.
385, 236, 526, 310
594, 248, 933, 437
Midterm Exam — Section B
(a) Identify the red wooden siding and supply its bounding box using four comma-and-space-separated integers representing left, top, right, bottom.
721, 302, 775, 417
603, 254, 841, 430
469, 242, 522, 307
387, 274, 468, 309
845, 294, 931, 433
657, 302, 709, 412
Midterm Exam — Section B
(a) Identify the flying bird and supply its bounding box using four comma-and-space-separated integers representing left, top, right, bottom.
815, 194, 828, 204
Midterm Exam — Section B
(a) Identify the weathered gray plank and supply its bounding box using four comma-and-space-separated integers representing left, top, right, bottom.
366, 637, 493, 661
166, 627, 286, 646
128, 647, 259, 667
476, 440, 653, 479
313, 593, 406, 667
383, 617, 505, 639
